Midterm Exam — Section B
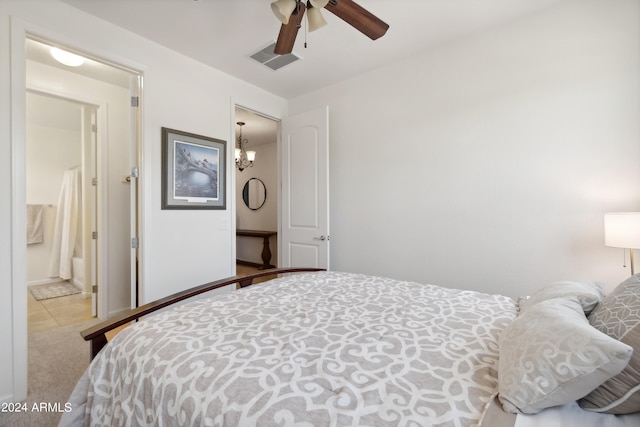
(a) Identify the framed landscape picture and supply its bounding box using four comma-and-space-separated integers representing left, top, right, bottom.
161, 127, 226, 210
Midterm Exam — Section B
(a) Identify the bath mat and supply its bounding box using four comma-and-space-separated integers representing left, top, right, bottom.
29, 281, 81, 301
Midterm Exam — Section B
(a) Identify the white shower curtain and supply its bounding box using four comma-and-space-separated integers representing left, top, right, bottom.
48, 169, 81, 280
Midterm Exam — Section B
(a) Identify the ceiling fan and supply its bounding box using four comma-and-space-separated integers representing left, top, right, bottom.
270, 0, 389, 55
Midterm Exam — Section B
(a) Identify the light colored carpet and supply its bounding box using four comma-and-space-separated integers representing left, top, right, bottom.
29, 282, 81, 301
0, 318, 101, 427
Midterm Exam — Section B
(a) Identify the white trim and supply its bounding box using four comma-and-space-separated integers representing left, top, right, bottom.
8, 15, 148, 403
231, 101, 283, 272
25, 86, 109, 319
26, 278, 64, 287
130, 74, 143, 309
10, 15, 29, 404
229, 98, 237, 275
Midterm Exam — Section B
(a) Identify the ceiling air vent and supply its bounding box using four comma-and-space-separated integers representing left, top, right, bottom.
250, 43, 300, 71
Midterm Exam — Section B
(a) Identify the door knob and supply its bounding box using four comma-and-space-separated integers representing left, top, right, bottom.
313, 235, 326, 241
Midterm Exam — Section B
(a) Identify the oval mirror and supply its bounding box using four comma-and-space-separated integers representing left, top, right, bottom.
242, 178, 266, 210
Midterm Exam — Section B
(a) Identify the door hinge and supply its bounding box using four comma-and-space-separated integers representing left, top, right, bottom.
130, 166, 139, 178
131, 237, 139, 249
92, 177, 98, 186
131, 96, 139, 107
91, 124, 97, 132
92, 285, 98, 293
92, 231, 98, 240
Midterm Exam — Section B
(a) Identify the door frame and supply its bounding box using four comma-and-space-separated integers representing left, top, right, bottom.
26, 86, 109, 312
231, 102, 330, 271
24, 38, 141, 319
8, 21, 145, 401
232, 102, 283, 271
129, 74, 143, 309
25, 88, 103, 299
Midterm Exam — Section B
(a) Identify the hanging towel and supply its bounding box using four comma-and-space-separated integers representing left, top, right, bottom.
26, 204, 44, 244
48, 170, 81, 280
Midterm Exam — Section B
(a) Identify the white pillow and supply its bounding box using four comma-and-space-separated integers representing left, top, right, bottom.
498, 296, 632, 414
580, 274, 640, 414
518, 281, 604, 315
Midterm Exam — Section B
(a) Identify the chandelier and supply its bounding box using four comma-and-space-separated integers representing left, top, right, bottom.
235, 121, 256, 172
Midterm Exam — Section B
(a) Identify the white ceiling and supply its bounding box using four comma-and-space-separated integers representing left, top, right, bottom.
26, 37, 279, 146
26, 38, 132, 88
28, 0, 565, 147
57, 0, 565, 100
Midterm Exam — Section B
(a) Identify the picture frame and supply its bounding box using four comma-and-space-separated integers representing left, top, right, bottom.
161, 127, 226, 210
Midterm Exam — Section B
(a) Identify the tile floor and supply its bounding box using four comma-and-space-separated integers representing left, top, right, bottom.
27, 265, 269, 336
27, 288, 93, 335
236, 264, 277, 284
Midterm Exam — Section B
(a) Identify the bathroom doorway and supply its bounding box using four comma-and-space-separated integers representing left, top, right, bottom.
26, 91, 98, 329
25, 37, 140, 321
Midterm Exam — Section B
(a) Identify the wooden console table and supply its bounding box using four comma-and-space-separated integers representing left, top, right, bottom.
236, 229, 277, 269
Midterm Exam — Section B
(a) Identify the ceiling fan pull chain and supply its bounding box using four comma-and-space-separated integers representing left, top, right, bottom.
304, 3, 308, 48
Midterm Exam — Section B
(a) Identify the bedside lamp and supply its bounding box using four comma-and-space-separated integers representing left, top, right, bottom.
604, 212, 640, 275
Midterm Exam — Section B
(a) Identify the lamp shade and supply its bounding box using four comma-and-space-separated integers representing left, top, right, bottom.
604, 212, 640, 249
271, 0, 297, 24
309, 0, 329, 8
307, 7, 328, 32
246, 151, 256, 162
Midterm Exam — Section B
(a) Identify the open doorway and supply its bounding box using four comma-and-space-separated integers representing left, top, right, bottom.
234, 107, 279, 276
233, 105, 331, 273
26, 91, 97, 331
25, 37, 140, 323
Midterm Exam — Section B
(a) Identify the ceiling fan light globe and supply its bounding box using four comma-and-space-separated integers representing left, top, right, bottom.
308, 0, 330, 8
271, 0, 297, 24
307, 7, 328, 32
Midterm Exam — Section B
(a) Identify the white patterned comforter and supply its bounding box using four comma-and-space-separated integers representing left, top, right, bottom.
61, 271, 517, 427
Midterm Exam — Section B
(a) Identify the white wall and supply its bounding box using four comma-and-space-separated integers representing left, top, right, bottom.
290, 0, 640, 298
3, 0, 637, 407
25, 92, 82, 285
0, 0, 287, 404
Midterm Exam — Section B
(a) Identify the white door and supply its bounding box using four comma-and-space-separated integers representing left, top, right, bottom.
88, 108, 98, 316
129, 75, 141, 308
280, 106, 330, 269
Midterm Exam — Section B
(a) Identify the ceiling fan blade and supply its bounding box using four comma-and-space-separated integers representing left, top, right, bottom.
325, 0, 389, 40
274, 2, 306, 55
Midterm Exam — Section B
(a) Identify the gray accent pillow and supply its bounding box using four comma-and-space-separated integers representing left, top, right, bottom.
580, 274, 640, 414
498, 296, 632, 414
518, 280, 604, 315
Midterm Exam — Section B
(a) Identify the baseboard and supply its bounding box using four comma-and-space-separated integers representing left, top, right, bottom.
71, 278, 84, 289
108, 306, 131, 319
0, 392, 15, 404
236, 259, 275, 270
27, 278, 86, 290
26, 278, 61, 287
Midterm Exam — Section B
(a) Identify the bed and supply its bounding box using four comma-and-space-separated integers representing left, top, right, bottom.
60, 268, 640, 427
